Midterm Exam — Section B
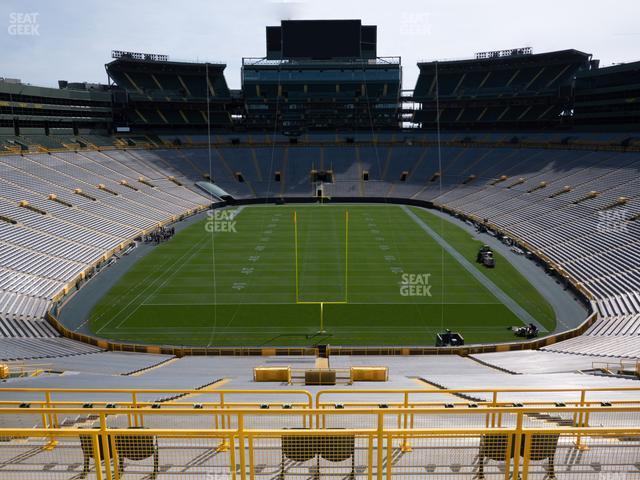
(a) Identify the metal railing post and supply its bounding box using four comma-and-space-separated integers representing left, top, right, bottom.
367, 434, 374, 480
229, 433, 237, 480
110, 432, 120, 480
100, 414, 113, 480
220, 393, 226, 428
43, 391, 58, 450
575, 391, 587, 449
386, 433, 393, 480
511, 413, 523, 480
248, 434, 255, 480
376, 412, 384, 480
238, 414, 247, 480
521, 432, 532, 480
490, 391, 498, 427
401, 392, 412, 451
131, 392, 140, 427
217, 393, 230, 451
92, 432, 104, 480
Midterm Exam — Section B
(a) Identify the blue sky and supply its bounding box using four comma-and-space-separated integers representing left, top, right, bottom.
1, 0, 639, 89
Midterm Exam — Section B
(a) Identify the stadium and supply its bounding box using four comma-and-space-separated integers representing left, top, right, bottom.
1, 4, 640, 480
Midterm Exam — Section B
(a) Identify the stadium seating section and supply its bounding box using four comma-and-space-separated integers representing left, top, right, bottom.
0, 135, 639, 361
0, 148, 210, 340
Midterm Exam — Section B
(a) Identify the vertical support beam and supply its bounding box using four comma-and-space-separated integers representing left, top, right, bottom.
217, 393, 230, 452
521, 433, 532, 480
575, 390, 587, 449
110, 433, 120, 480
132, 392, 140, 427
503, 431, 514, 480
230, 433, 237, 480
512, 414, 523, 480
92, 434, 104, 480
44, 391, 52, 428
100, 415, 113, 480
368, 435, 374, 480
401, 392, 412, 451
386, 433, 393, 480
43, 391, 58, 450
238, 414, 247, 480
488, 391, 498, 428
376, 412, 384, 480
248, 435, 255, 480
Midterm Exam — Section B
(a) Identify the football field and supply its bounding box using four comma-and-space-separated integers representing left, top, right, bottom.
89, 204, 555, 346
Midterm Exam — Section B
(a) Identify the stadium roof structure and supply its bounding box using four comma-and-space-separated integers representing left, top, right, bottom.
241, 20, 402, 133
105, 56, 231, 98
573, 60, 640, 127
416, 49, 592, 71
105, 54, 235, 131
412, 49, 595, 130
0, 79, 112, 132
2, 21, 640, 134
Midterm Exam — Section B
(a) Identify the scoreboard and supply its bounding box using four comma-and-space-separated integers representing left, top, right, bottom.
266, 20, 376, 60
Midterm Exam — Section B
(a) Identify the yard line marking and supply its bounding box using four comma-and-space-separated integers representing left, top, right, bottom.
92, 205, 243, 332
95, 236, 210, 333
111, 237, 211, 330
141, 301, 502, 306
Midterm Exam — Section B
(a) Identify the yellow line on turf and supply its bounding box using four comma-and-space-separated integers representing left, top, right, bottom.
294, 210, 299, 304
294, 209, 349, 305
296, 301, 348, 304
345, 209, 349, 303
294, 209, 350, 333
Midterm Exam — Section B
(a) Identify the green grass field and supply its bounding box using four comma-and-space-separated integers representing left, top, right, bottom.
89, 204, 555, 346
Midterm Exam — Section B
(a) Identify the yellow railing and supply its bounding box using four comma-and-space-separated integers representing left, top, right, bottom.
3, 386, 640, 410
315, 386, 640, 409
2, 385, 640, 441
592, 360, 640, 376
1, 406, 639, 479
0, 388, 313, 429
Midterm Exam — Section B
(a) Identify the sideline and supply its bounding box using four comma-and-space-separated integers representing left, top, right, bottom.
59, 206, 244, 335
400, 205, 547, 332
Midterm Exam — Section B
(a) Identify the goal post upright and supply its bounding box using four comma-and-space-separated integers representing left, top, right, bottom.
294, 208, 349, 334
294, 211, 300, 303
344, 209, 348, 303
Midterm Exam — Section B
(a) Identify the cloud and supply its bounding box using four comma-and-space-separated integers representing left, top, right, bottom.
1, 0, 638, 89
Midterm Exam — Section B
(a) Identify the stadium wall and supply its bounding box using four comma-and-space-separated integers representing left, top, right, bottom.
45, 308, 597, 356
